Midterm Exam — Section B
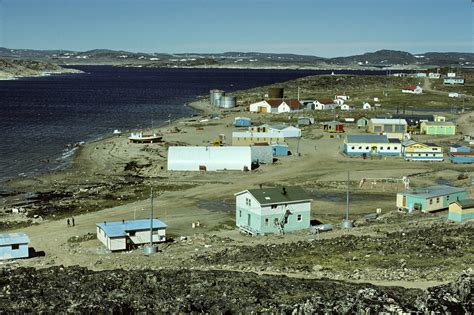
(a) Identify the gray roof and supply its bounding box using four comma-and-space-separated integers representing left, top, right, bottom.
346, 134, 389, 143
96, 219, 167, 237
403, 185, 466, 199
243, 186, 311, 205
453, 199, 474, 209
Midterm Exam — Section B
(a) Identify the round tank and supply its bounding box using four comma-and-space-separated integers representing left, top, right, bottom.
269, 87, 284, 99
220, 96, 236, 108
210, 89, 225, 106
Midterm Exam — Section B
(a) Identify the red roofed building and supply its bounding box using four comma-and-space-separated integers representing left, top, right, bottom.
249, 99, 301, 113
402, 85, 422, 94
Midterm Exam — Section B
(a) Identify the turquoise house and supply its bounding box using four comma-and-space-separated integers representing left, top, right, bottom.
443, 77, 464, 85
396, 185, 467, 212
235, 186, 311, 235
0, 232, 30, 260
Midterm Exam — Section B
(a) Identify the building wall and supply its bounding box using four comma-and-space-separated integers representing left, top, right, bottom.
108, 237, 127, 251
0, 243, 29, 260
249, 101, 271, 113
343, 142, 401, 156
449, 155, 474, 164
235, 192, 310, 235
403, 145, 444, 161
251, 146, 273, 164
272, 144, 288, 156
368, 122, 407, 134
129, 229, 166, 244
232, 134, 284, 146
448, 204, 474, 222
168, 147, 252, 171
269, 127, 301, 138
277, 103, 291, 113
421, 124, 456, 135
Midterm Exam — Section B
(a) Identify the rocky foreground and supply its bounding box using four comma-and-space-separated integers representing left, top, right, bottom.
0, 266, 472, 313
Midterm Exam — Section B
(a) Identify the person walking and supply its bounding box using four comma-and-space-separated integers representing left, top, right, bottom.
72, 217, 75, 227
67, 218, 70, 227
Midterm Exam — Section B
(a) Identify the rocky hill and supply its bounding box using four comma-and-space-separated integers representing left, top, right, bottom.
0, 266, 471, 313
0, 57, 81, 79
1, 47, 472, 69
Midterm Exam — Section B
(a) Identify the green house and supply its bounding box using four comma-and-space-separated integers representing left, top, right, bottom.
396, 185, 467, 212
420, 121, 456, 135
235, 186, 311, 235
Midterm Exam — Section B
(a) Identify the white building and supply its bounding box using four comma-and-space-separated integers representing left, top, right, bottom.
168, 146, 252, 171
402, 85, 423, 94
249, 99, 301, 113
447, 72, 456, 78
340, 104, 355, 111
267, 125, 301, 138
448, 92, 460, 98
428, 73, 441, 79
362, 102, 373, 110
96, 219, 167, 251
313, 99, 336, 110
335, 95, 350, 101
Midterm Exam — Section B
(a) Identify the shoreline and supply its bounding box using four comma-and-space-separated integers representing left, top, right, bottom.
0, 68, 83, 81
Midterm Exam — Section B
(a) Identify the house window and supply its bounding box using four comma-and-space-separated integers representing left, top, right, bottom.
129, 231, 136, 236
436, 197, 440, 203
297, 214, 302, 222
429, 199, 433, 205
12, 244, 19, 250
351, 146, 355, 150
394, 147, 398, 150
446, 195, 450, 201
358, 146, 362, 149
366, 146, 369, 150
387, 146, 391, 150
380, 147, 384, 150
239, 210, 242, 217
426, 154, 429, 156
271, 204, 277, 209
264, 218, 269, 225
418, 154, 421, 156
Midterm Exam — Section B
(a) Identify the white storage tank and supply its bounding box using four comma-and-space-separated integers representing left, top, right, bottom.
220, 96, 236, 108
210, 89, 225, 106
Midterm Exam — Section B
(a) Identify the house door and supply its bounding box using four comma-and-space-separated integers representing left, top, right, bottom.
247, 213, 251, 226
258, 106, 267, 113
402, 196, 406, 207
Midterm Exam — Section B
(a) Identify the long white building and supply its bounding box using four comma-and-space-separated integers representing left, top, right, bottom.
168, 146, 252, 171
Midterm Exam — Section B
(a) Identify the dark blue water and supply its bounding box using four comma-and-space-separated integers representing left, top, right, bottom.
0, 66, 412, 182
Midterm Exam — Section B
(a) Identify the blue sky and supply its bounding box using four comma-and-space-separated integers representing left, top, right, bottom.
0, 0, 472, 57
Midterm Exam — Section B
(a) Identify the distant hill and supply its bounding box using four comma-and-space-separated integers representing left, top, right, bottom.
0, 47, 472, 69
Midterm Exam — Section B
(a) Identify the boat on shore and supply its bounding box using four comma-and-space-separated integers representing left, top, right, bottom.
128, 131, 163, 144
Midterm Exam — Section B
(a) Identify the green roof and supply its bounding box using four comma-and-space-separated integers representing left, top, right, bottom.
246, 186, 311, 205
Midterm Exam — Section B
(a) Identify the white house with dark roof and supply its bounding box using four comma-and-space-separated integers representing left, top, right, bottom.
235, 186, 311, 235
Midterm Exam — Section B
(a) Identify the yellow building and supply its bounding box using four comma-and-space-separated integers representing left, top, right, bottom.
448, 199, 474, 222
402, 140, 443, 161
367, 118, 407, 139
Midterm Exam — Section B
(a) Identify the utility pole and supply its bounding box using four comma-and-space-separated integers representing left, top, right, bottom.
342, 171, 353, 229
144, 188, 157, 255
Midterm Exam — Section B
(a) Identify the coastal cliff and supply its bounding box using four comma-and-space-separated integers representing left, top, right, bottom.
0, 58, 81, 80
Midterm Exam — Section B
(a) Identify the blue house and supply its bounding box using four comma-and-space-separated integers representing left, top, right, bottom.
0, 232, 30, 260
271, 142, 289, 156
96, 219, 167, 251
234, 117, 252, 127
